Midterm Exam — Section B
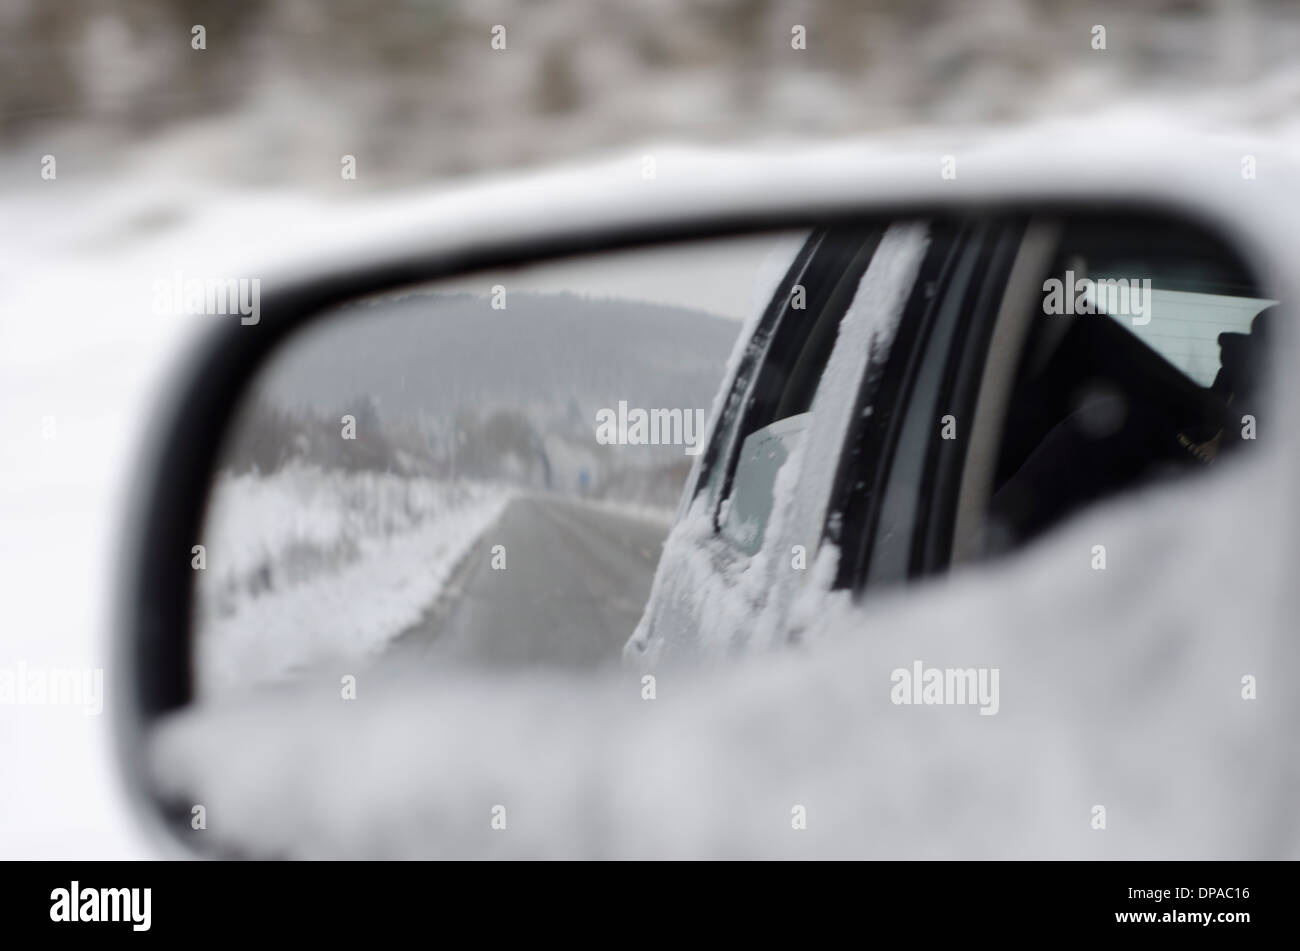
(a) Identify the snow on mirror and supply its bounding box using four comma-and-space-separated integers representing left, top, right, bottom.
191, 231, 810, 699
151, 212, 1285, 859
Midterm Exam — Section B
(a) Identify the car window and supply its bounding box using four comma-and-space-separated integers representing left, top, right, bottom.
694, 232, 824, 516
836, 213, 1276, 591
1097, 284, 1275, 386
972, 217, 1273, 558
710, 226, 885, 552
718, 412, 810, 554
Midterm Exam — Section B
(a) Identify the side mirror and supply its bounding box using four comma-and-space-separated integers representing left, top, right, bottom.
117, 186, 1291, 858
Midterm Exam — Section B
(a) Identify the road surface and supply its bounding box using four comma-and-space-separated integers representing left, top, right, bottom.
391, 494, 669, 669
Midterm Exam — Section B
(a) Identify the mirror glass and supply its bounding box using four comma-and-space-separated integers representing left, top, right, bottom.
149, 212, 1280, 858
191, 230, 808, 697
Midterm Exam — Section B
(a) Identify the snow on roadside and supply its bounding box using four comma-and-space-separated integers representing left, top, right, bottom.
195, 465, 511, 697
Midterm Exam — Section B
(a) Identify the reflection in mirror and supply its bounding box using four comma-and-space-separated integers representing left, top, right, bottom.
148, 212, 1282, 859
191, 231, 808, 698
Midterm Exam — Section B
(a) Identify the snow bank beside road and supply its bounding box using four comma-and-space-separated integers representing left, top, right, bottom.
195, 465, 511, 697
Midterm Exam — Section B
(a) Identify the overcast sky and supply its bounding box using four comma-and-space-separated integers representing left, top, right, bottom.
437, 229, 810, 321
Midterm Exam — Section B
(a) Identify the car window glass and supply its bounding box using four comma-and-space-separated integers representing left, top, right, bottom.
1097, 284, 1275, 386
980, 218, 1274, 555
718, 412, 810, 554
711, 227, 885, 550
696, 232, 824, 515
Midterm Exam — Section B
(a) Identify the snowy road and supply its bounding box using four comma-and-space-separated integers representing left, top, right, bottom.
391, 495, 669, 670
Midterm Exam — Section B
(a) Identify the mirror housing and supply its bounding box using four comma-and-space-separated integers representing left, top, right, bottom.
114, 141, 1295, 856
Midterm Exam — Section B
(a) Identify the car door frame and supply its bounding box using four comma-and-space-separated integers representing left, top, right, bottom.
827, 216, 1030, 592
